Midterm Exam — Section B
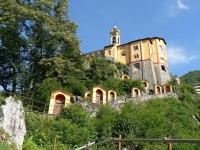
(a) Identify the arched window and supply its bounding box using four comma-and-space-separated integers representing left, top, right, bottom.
121, 51, 126, 56
108, 50, 111, 55
161, 65, 166, 72
112, 37, 116, 43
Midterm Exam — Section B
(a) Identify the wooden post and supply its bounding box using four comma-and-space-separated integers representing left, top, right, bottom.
43, 104, 46, 115
31, 100, 34, 112
53, 134, 56, 150
167, 134, 172, 150
118, 134, 122, 150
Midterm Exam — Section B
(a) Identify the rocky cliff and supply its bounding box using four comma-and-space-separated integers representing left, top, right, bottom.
0, 96, 26, 150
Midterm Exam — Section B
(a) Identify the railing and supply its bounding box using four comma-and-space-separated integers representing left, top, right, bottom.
76, 136, 200, 150
0, 90, 50, 115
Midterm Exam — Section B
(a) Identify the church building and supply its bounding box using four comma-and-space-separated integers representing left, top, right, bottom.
84, 25, 171, 89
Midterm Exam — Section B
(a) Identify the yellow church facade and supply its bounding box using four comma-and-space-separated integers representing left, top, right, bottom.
84, 25, 171, 89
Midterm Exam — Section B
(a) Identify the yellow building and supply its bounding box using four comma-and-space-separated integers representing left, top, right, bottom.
84, 86, 117, 104
84, 25, 171, 89
131, 88, 141, 98
89, 85, 107, 104
163, 84, 173, 93
107, 90, 117, 102
48, 90, 72, 115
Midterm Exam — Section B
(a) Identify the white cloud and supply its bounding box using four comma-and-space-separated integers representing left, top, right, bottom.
167, 45, 197, 64
177, 0, 189, 10
166, 0, 189, 17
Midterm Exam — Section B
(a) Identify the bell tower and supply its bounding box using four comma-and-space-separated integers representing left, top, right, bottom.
110, 25, 120, 45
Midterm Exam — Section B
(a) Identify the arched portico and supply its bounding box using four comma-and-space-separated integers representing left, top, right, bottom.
122, 74, 130, 80
91, 85, 107, 104
107, 90, 117, 102
48, 90, 71, 115
142, 80, 149, 89
131, 88, 141, 98
163, 84, 172, 93
154, 85, 162, 94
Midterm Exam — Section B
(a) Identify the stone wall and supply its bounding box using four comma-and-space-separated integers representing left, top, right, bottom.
128, 60, 157, 89
154, 64, 171, 85
107, 93, 178, 108
128, 62, 142, 81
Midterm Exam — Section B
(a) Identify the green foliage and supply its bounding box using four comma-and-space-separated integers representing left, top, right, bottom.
0, 143, 13, 150
0, 128, 17, 150
102, 78, 142, 95
96, 105, 117, 140
180, 70, 200, 85
25, 92, 200, 150
178, 83, 197, 102
102, 78, 120, 91
113, 98, 200, 150
115, 62, 129, 75
0, 0, 83, 94
118, 79, 142, 95
58, 104, 90, 126
0, 92, 6, 105
24, 105, 96, 150
86, 57, 119, 85
33, 78, 62, 103
62, 77, 87, 96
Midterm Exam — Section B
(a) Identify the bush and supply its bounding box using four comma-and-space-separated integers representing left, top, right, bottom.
33, 78, 62, 103
63, 77, 87, 96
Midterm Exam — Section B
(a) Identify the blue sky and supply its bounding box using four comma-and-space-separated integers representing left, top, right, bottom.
69, 0, 200, 77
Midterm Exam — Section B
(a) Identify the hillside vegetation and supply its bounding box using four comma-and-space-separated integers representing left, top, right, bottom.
23, 84, 200, 150
180, 70, 200, 85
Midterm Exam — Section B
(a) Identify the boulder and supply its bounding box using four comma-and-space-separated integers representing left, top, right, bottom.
0, 96, 26, 150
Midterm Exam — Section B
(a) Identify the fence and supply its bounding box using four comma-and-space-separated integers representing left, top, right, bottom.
0, 90, 50, 114
0, 90, 178, 116
75, 134, 200, 150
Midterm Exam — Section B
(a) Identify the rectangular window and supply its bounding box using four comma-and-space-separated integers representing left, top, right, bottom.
134, 54, 139, 59
133, 45, 138, 51
159, 45, 162, 53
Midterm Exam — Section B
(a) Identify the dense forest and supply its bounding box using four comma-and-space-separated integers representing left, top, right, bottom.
180, 70, 200, 85
1, 0, 200, 150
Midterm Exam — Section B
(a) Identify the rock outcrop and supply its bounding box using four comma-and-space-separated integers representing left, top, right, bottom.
0, 96, 26, 150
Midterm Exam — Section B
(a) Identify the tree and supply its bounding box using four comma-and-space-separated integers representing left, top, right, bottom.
0, 0, 83, 95
0, 0, 28, 92
33, 78, 62, 103
180, 70, 200, 85
86, 57, 119, 85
